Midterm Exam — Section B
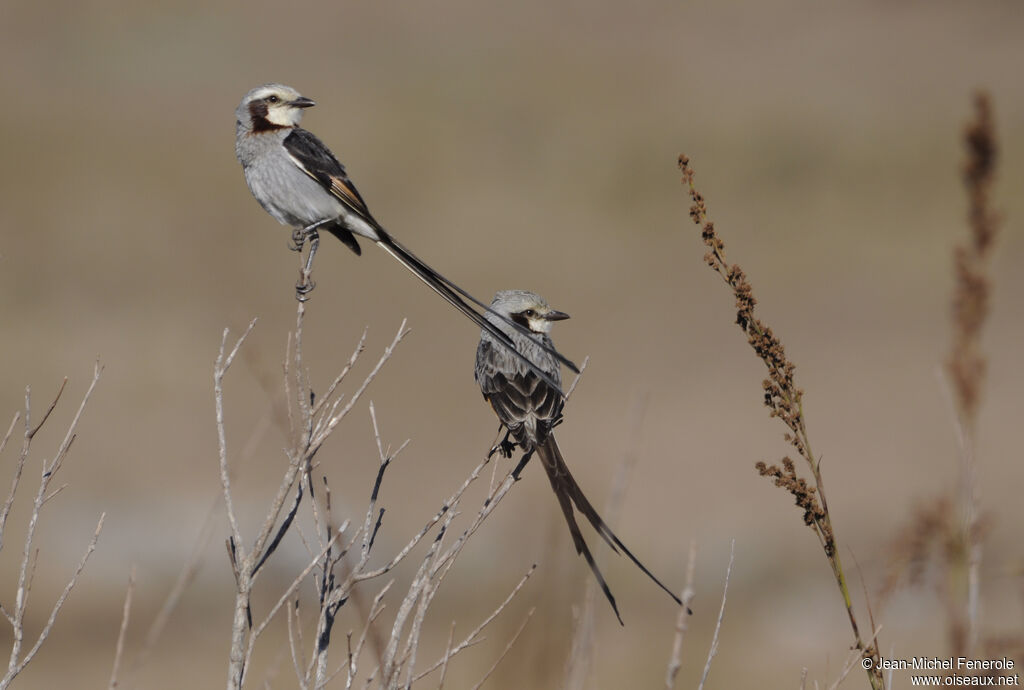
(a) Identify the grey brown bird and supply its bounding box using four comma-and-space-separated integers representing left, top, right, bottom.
234, 84, 576, 389
474, 290, 681, 624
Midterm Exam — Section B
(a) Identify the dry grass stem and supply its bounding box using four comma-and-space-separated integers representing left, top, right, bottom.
410, 565, 537, 685
679, 154, 882, 688
564, 392, 648, 690
468, 607, 536, 690
665, 539, 698, 689
436, 620, 457, 690
697, 540, 734, 690
109, 565, 136, 689
946, 90, 999, 655
880, 92, 1002, 662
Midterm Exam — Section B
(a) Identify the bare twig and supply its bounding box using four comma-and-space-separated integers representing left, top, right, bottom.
436, 621, 457, 690
245, 530, 346, 681
215, 319, 258, 549
698, 540, 734, 690
565, 392, 648, 690
3, 514, 105, 687
665, 539, 698, 689
136, 489, 224, 670
826, 632, 878, 690
468, 607, 536, 690
109, 566, 136, 689
412, 564, 537, 684
2, 364, 104, 690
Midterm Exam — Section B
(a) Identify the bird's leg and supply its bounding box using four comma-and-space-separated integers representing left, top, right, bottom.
296, 229, 320, 301
487, 429, 517, 460
511, 448, 535, 481
294, 219, 335, 300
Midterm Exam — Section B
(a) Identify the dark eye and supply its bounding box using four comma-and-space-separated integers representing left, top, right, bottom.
523, 309, 536, 317
266, 95, 280, 104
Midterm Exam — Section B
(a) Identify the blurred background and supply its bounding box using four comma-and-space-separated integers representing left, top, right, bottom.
1, 0, 1022, 686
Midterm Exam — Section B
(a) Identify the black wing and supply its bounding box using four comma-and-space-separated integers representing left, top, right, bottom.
283, 128, 377, 227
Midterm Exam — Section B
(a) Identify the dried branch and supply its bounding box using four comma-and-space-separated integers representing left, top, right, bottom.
697, 540, 733, 690
411, 565, 538, 684
679, 154, 882, 688
0, 364, 104, 690
468, 607, 535, 690
665, 540, 698, 689
109, 565, 136, 689
215, 319, 258, 550
4, 514, 105, 687
565, 392, 648, 690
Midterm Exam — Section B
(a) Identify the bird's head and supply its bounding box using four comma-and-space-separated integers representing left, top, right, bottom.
236, 83, 316, 133
489, 290, 570, 335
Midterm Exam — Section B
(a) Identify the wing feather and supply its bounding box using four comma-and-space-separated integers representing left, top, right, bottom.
283, 128, 376, 225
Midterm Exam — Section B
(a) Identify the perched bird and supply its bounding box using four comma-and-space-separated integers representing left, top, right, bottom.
234, 83, 575, 387
474, 290, 681, 624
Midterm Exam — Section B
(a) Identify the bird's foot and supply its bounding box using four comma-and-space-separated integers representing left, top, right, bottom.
288, 228, 306, 252
487, 431, 516, 460
295, 277, 316, 302
511, 450, 534, 481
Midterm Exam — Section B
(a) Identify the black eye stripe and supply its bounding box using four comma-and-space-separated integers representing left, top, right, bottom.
510, 313, 531, 329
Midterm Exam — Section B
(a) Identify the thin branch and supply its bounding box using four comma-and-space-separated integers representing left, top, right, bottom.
109, 565, 136, 689
565, 392, 648, 690
136, 491, 223, 670
244, 531, 345, 679
286, 599, 306, 689
0, 412, 20, 458
3, 514, 105, 686
339, 581, 393, 689
697, 540, 734, 690
6, 365, 103, 684
412, 565, 537, 683
468, 607, 535, 690
665, 539, 698, 689
214, 320, 258, 550
436, 621, 457, 690
311, 328, 368, 418
308, 321, 410, 458
48, 363, 102, 477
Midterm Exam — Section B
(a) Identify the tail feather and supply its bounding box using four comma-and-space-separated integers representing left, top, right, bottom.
325, 224, 362, 256
373, 233, 567, 394
380, 233, 579, 375
537, 439, 624, 625
536, 437, 682, 616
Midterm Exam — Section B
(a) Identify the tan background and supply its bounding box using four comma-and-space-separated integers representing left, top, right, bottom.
1, 0, 1022, 687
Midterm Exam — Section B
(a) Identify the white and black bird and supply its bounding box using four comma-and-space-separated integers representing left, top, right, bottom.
234, 83, 576, 387
474, 290, 681, 625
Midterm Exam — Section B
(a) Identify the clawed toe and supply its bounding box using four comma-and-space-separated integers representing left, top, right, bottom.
488, 438, 515, 460
288, 229, 306, 252
295, 279, 316, 302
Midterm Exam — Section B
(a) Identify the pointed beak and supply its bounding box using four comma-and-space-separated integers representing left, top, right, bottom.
288, 96, 316, 109
543, 309, 570, 321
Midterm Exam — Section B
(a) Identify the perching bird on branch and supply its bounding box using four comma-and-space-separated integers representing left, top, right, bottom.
234, 83, 576, 390
474, 290, 681, 624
